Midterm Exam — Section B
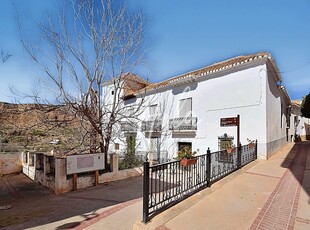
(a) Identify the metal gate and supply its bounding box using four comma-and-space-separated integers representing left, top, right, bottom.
143, 141, 257, 223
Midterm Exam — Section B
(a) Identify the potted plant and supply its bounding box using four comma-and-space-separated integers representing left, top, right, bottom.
176, 146, 197, 167
226, 143, 235, 154
247, 138, 254, 148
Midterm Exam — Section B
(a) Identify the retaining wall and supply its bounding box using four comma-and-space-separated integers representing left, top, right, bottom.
0, 152, 22, 175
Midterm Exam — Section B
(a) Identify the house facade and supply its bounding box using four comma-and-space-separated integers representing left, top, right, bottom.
102, 52, 294, 161
291, 100, 310, 141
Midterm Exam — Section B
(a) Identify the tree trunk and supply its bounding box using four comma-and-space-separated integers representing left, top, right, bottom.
98, 132, 107, 169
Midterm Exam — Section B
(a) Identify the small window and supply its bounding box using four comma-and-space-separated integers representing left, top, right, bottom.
115, 143, 120, 150
179, 98, 192, 117
218, 133, 234, 150
111, 90, 114, 95
149, 104, 158, 118
178, 142, 192, 151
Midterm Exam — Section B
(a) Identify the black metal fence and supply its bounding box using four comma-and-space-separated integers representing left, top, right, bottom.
142, 141, 257, 223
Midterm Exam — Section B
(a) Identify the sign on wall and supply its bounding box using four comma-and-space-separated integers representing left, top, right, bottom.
220, 117, 238, 127
220, 115, 240, 146
67, 153, 105, 175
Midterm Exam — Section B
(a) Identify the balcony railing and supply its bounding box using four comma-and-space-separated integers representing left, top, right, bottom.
169, 117, 197, 131
141, 120, 162, 132
120, 121, 138, 132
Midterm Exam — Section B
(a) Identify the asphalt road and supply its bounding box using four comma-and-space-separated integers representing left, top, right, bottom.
0, 173, 143, 230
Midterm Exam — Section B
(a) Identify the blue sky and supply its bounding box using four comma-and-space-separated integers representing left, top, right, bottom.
0, 0, 309, 102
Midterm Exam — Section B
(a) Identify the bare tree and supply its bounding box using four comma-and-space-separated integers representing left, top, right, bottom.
16, 0, 148, 168
1, 49, 12, 63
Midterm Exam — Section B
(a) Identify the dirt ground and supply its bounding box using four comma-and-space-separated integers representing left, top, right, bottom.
0, 173, 143, 229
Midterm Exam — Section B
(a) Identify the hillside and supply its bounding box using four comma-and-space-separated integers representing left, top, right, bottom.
0, 102, 88, 154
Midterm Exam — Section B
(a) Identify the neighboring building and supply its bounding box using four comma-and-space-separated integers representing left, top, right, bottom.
291, 100, 310, 141
102, 52, 294, 161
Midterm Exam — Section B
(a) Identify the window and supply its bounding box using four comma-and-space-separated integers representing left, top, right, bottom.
111, 90, 114, 95
218, 133, 234, 150
115, 143, 120, 150
149, 104, 158, 118
178, 142, 192, 151
179, 98, 192, 117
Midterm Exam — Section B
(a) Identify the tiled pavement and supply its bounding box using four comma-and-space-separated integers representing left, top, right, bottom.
132, 141, 310, 230
249, 143, 307, 230
62, 141, 310, 230
1, 142, 309, 230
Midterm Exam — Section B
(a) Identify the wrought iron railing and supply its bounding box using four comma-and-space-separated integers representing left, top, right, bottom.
169, 117, 197, 131
118, 150, 169, 164
120, 121, 138, 132
141, 120, 162, 132
142, 141, 257, 223
138, 150, 169, 164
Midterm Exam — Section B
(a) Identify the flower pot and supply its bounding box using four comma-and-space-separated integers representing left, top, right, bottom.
181, 158, 197, 167
226, 147, 235, 154
248, 143, 254, 148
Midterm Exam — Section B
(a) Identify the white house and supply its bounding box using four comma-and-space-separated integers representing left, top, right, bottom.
102, 52, 294, 161
291, 100, 310, 141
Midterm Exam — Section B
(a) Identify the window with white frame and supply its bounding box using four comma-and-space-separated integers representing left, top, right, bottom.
179, 98, 192, 117
149, 104, 158, 119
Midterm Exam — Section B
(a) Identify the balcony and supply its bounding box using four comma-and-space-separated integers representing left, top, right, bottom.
120, 121, 138, 132
169, 117, 197, 131
141, 119, 162, 132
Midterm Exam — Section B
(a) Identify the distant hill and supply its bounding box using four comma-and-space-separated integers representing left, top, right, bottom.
0, 102, 88, 154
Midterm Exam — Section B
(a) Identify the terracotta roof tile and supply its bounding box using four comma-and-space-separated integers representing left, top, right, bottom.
138, 52, 271, 94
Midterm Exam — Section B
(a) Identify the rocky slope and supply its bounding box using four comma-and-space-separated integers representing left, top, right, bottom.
0, 102, 87, 153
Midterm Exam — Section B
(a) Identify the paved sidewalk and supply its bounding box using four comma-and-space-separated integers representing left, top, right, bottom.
131, 141, 309, 230
2, 142, 308, 230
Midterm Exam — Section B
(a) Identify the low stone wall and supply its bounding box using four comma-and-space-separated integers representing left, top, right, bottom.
0, 152, 22, 175
22, 152, 143, 194
100, 167, 143, 184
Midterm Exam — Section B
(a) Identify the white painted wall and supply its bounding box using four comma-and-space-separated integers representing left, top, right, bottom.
265, 67, 292, 157
102, 58, 291, 160
291, 103, 310, 140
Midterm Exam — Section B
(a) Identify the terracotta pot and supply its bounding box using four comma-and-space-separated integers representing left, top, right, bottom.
248, 143, 254, 148
181, 158, 197, 167
226, 148, 235, 154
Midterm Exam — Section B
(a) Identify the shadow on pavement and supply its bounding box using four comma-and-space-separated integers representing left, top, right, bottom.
280, 141, 310, 204
0, 174, 143, 229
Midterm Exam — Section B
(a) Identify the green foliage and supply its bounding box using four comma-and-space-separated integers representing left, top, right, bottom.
176, 146, 196, 160
301, 92, 310, 118
119, 135, 143, 170
118, 152, 143, 170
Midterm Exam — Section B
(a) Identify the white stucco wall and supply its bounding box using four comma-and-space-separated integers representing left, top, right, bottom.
265, 66, 291, 158
102, 57, 293, 160
104, 61, 281, 160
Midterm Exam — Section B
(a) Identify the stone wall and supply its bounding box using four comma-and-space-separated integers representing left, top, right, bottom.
0, 152, 22, 175
22, 152, 143, 194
